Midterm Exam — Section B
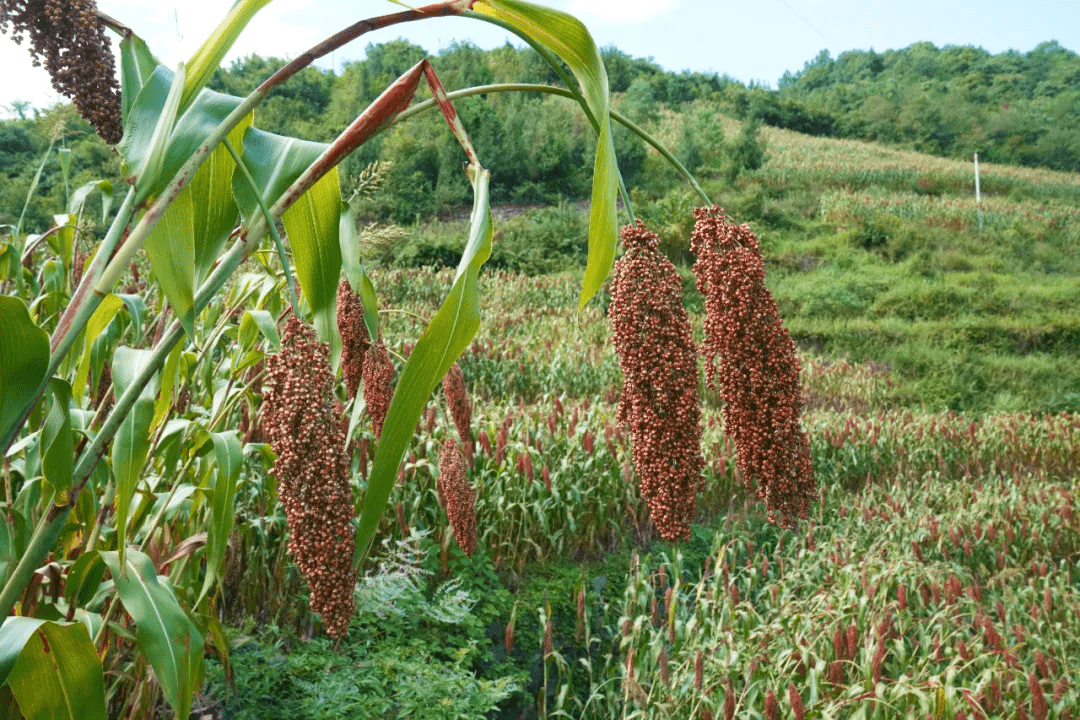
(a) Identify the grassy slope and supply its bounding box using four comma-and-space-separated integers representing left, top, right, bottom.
634, 110, 1080, 413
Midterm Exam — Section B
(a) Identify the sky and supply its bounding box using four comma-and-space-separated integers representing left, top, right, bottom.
1, 0, 1078, 117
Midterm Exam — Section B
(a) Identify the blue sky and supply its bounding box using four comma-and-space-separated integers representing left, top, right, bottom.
1, 0, 1077, 116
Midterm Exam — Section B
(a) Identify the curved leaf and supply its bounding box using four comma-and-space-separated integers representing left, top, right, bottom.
0, 296, 50, 444
586, 119, 619, 306
282, 168, 343, 363
119, 34, 159, 123
68, 180, 114, 223
200, 431, 242, 604
99, 550, 203, 719
233, 127, 329, 223
8, 621, 106, 720
72, 294, 123, 403
150, 343, 184, 434
181, 0, 273, 113
64, 550, 106, 610
238, 310, 281, 353
143, 188, 196, 336
41, 378, 74, 503
0, 617, 47, 685
143, 103, 251, 339
233, 127, 342, 348
119, 64, 246, 205
119, 63, 186, 205
48, 214, 76, 271
470, 0, 617, 307
339, 205, 379, 342
355, 166, 493, 564
111, 348, 160, 557
192, 112, 252, 287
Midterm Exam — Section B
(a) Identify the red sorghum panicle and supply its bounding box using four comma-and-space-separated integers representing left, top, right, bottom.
263, 315, 356, 639
765, 689, 779, 720
1035, 650, 1049, 678
1030, 673, 1048, 720
846, 623, 859, 659
608, 221, 705, 541
336, 280, 370, 399
828, 660, 843, 684
544, 619, 554, 656
438, 440, 476, 556
495, 424, 507, 465
690, 206, 816, 527
443, 363, 472, 444
789, 684, 806, 720
695, 650, 704, 690
1054, 677, 1068, 704
723, 678, 735, 720
576, 587, 586, 642
1, 0, 122, 143
362, 342, 394, 439
872, 635, 887, 683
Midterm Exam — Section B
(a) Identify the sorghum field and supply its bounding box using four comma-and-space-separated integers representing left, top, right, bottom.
181, 260, 1078, 718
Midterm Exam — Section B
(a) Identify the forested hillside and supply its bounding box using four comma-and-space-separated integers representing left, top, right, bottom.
774, 41, 1080, 170
3, 38, 1078, 230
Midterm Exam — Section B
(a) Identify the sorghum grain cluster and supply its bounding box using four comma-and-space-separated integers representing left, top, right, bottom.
609, 221, 705, 541
263, 315, 356, 638
437, 440, 476, 555
1, 0, 122, 143
691, 206, 816, 528
362, 342, 394, 439
336, 280, 370, 399
443, 363, 471, 444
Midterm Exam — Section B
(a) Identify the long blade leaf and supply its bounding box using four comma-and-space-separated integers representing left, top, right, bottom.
0, 297, 50, 445
469, 0, 617, 307
355, 166, 492, 564
110, 348, 160, 558
200, 431, 242, 604
8, 621, 107, 720
99, 550, 203, 719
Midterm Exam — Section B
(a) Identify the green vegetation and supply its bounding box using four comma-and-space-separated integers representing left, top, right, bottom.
776, 41, 1080, 171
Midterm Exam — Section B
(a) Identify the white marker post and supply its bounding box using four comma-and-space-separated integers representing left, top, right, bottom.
974, 152, 983, 231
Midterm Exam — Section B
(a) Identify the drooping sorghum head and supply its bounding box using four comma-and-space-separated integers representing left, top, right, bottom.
262, 314, 356, 638
336, 280, 370, 400
437, 440, 477, 556
362, 342, 394, 439
0, 0, 122, 143
690, 206, 817, 529
443, 363, 472, 445
609, 221, 705, 541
